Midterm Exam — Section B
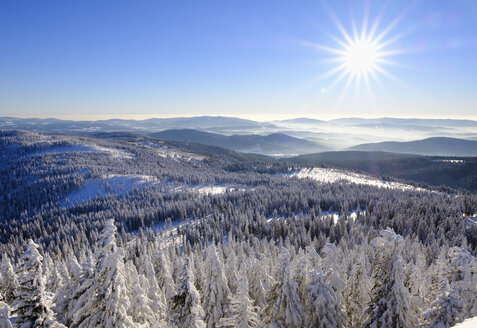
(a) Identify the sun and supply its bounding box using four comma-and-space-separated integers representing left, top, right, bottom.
342, 39, 379, 75
300, 3, 408, 103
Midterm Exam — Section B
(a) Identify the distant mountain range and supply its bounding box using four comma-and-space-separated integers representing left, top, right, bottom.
2, 116, 477, 156
349, 137, 477, 156
150, 129, 327, 155
0, 116, 276, 134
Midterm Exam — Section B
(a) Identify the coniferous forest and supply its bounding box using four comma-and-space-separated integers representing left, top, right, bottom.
1, 130, 476, 327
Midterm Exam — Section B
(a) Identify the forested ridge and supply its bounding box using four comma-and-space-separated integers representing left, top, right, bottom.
0, 130, 476, 327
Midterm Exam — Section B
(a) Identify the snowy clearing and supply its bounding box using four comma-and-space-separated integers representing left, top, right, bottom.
90, 145, 135, 159
266, 210, 366, 224
189, 185, 240, 195
286, 167, 426, 192
29, 144, 135, 159
62, 174, 243, 207
139, 141, 205, 161
452, 317, 477, 327
62, 174, 158, 207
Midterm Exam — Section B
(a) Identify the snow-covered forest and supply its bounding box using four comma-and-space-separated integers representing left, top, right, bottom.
1, 130, 476, 327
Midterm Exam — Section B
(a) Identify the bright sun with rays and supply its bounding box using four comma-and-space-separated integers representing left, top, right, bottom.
342, 39, 379, 75
307, 3, 407, 103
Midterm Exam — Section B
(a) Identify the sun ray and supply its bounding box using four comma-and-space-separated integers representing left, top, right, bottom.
308, 1, 409, 103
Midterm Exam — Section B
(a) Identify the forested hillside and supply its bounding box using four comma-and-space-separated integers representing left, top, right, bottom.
0, 130, 476, 327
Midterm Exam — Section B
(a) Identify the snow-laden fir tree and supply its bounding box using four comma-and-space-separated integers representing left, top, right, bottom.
138, 254, 167, 324
13, 239, 65, 328
125, 261, 157, 327
171, 257, 206, 328
154, 248, 176, 302
363, 229, 414, 328
71, 219, 136, 328
446, 247, 477, 319
246, 258, 271, 309
202, 245, 230, 328
224, 251, 240, 295
67, 251, 95, 326
0, 301, 13, 328
262, 247, 304, 328
344, 250, 371, 328
53, 255, 82, 325
422, 287, 465, 328
0, 256, 17, 305
422, 246, 477, 327
305, 267, 346, 328
218, 277, 262, 328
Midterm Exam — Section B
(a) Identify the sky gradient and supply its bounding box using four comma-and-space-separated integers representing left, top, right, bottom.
1, 0, 476, 120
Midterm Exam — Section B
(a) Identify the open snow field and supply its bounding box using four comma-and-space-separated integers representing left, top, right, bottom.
139, 141, 205, 161
62, 174, 243, 208
286, 167, 426, 192
452, 317, 477, 327
29, 143, 135, 159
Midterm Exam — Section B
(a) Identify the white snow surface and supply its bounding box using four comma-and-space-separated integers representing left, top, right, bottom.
30, 144, 134, 159
62, 174, 242, 207
286, 167, 426, 191
139, 141, 205, 161
62, 174, 157, 207
452, 317, 477, 328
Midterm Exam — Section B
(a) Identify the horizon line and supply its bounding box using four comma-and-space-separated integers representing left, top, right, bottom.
2, 114, 477, 122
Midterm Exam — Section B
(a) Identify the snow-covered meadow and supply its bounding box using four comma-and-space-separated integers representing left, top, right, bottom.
286, 167, 427, 191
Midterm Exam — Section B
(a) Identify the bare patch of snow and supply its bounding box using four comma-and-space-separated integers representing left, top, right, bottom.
286, 167, 426, 192
90, 145, 135, 159
189, 185, 237, 195
139, 141, 205, 161
452, 317, 477, 328
29, 143, 135, 159
30, 145, 98, 156
62, 174, 158, 207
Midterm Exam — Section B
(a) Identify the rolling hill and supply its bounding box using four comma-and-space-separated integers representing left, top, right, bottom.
150, 129, 328, 155
349, 137, 477, 156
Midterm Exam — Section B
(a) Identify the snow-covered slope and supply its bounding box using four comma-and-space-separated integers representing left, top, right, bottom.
30, 144, 135, 159
452, 317, 477, 327
62, 174, 242, 208
286, 167, 426, 191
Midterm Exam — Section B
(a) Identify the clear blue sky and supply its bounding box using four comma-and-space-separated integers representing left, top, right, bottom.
0, 0, 476, 120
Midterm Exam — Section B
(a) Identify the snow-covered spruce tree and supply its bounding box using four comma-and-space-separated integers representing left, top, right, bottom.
422, 246, 477, 327
154, 248, 176, 303
0, 301, 13, 328
224, 251, 240, 296
218, 277, 262, 328
363, 229, 414, 328
447, 247, 477, 319
67, 251, 95, 326
54, 255, 82, 325
262, 247, 304, 328
138, 254, 167, 324
246, 258, 271, 309
71, 219, 136, 328
305, 268, 346, 328
13, 239, 65, 328
0, 256, 18, 305
203, 245, 230, 328
125, 261, 157, 327
344, 252, 371, 328
171, 257, 206, 328
422, 287, 465, 328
